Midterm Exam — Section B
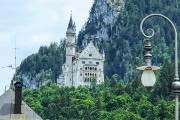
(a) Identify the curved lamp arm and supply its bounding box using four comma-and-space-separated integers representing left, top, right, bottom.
140, 13, 180, 120
140, 14, 179, 80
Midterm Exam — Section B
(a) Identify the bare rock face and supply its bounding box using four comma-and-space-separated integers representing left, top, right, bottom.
80, 0, 124, 46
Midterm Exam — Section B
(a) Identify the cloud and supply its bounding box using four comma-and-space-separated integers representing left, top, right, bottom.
0, 0, 94, 95
30, 34, 52, 45
0, 32, 12, 47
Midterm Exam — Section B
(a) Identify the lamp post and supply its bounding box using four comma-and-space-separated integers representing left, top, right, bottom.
137, 14, 180, 120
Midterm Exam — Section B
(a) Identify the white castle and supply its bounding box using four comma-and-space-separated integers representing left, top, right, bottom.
57, 15, 105, 87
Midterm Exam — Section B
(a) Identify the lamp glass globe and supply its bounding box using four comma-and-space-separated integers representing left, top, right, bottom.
141, 70, 156, 87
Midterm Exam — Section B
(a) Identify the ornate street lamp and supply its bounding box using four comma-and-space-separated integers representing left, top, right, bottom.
137, 14, 180, 120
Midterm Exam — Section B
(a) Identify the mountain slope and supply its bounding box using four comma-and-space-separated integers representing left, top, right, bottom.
16, 0, 180, 87
16, 41, 66, 88
77, 0, 180, 81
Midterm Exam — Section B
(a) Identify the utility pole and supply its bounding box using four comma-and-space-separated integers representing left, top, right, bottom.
12, 37, 18, 85
14, 38, 17, 82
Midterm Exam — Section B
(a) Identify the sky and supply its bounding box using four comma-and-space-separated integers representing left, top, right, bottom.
0, 0, 94, 95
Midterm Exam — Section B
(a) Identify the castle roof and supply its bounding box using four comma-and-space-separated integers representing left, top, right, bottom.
68, 14, 73, 29
78, 41, 103, 60
0, 89, 42, 120
67, 13, 76, 30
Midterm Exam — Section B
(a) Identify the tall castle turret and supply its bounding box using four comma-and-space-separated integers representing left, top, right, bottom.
65, 14, 76, 86
57, 14, 105, 88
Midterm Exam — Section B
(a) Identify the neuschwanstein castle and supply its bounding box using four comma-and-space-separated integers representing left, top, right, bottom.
57, 15, 105, 87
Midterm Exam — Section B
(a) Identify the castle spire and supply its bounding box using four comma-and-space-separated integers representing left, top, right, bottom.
67, 11, 74, 30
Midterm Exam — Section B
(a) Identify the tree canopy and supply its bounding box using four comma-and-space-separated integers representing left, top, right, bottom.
23, 62, 177, 119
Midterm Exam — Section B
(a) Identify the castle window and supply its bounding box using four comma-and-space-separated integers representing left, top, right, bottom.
89, 54, 92, 57
82, 61, 85, 64
96, 62, 99, 65
85, 73, 87, 76
85, 67, 87, 70
95, 67, 97, 70
80, 74, 82, 76
80, 68, 82, 70
90, 67, 92, 70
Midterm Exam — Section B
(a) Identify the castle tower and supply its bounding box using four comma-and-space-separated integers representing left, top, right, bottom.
65, 14, 76, 86
57, 14, 105, 88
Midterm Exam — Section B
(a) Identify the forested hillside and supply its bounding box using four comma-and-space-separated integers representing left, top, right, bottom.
18, 0, 180, 119
16, 0, 180, 87
23, 62, 178, 119
16, 40, 66, 88
77, 0, 180, 82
